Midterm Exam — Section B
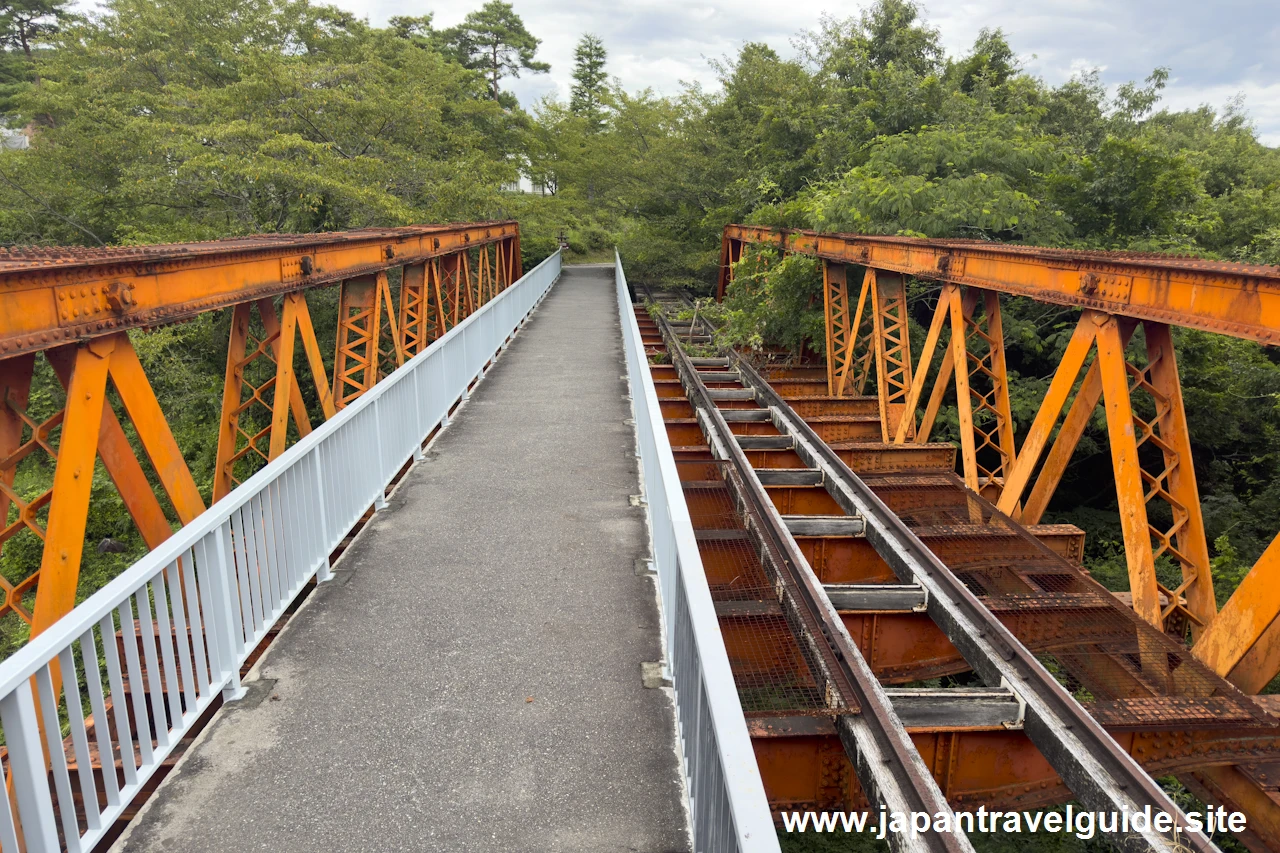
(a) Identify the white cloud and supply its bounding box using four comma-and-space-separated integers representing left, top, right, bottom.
925, 0, 1279, 142
1163, 81, 1280, 146
353, 0, 827, 101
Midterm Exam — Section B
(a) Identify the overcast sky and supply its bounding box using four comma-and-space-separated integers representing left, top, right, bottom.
327, 0, 1278, 145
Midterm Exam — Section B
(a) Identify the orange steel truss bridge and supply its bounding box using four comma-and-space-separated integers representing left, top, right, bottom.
3, 219, 1280, 853
0, 222, 519, 641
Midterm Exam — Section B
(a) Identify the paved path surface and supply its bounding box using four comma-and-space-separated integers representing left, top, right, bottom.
116, 266, 692, 853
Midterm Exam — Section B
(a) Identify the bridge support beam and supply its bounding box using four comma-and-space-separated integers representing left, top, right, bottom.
333, 272, 404, 411
989, 310, 1215, 638
399, 261, 430, 358
891, 284, 1014, 500
821, 260, 852, 396
21, 334, 204, 639
214, 294, 332, 501
1195, 533, 1280, 693
870, 270, 914, 442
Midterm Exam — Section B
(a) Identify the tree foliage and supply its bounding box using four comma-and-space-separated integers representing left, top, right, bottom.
438, 0, 548, 103
0, 0, 522, 244
0, 0, 70, 59
569, 33, 609, 131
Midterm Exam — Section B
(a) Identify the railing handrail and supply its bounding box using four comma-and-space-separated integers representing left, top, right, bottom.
0, 249, 563, 698
614, 252, 779, 852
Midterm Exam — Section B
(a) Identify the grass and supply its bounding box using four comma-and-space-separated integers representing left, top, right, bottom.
563, 247, 616, 264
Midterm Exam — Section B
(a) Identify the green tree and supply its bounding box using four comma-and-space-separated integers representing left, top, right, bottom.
0, 0, 521, 244
388, 13, 434, 43
802, 0, 943, 81
569, 33, 609, 131
0, 0, 70, 60
954, 27, 1017, 92
858, 0, 942, 75
799, 0, 948, 170
705, 43, 821, 208
440, 0, 548, 102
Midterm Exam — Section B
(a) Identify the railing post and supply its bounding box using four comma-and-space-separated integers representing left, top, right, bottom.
0, 684, 59, 852
461, 328, 473, 403
411, 364, 425, 462
372, 398, 389, 511
312, 448, 333, 583
209, 521, 247, 701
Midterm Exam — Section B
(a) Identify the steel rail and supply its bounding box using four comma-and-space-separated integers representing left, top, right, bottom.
0, 221, 519, 357
721, 224, 1280, 344
653, 310, 973, 853
729, 352, 1222, 853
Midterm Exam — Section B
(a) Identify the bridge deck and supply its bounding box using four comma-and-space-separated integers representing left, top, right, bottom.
115, 266, 692, 852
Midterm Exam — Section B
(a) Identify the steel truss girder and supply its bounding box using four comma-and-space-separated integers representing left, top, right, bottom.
816, 259, 1218, 644
333, 271, 404, 411
994, 311, 1216, 639
732, 356, 1221, 853
0, 334, 206, 639
716, 234, 745, 301
722, 223, 1280, 344
726, 223, 1273, 661
0, 222, 519, 359
2, 223, 522, 646
212, 293, 334, 501
894, 285, 1016, 501
656, 311, 971, 853
823, 265, 915, 444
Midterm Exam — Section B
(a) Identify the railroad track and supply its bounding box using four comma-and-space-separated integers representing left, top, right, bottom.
635, 286, 1280, 852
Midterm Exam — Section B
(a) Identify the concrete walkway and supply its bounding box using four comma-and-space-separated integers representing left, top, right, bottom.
116, 267, 692, 853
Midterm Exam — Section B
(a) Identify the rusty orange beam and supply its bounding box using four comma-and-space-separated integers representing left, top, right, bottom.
4, 222, 520, 647
1194, 533, 1280, 694
749, 715, 1280, 818
0, 221, 519, 358
723, 225, 1280, 344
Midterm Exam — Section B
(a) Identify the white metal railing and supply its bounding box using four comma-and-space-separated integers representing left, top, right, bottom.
614, 252, 779, 852
0, 250, 561, 853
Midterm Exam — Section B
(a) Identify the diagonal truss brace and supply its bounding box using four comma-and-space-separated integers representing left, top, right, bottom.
24, 334, 205, 638
995, 311, 1215, 638
213, 293, 334, 501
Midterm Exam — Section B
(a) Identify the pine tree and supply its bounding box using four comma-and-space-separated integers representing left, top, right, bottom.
0, 0, 70, 60
441, 1, 548, 102
569, 33, 609, 131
